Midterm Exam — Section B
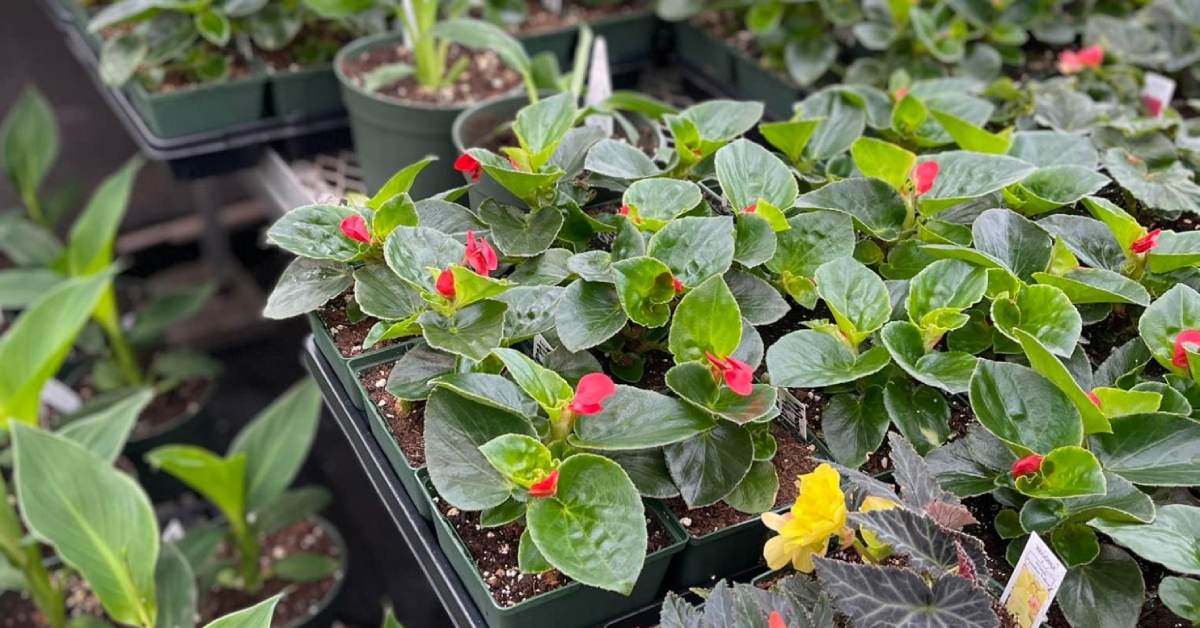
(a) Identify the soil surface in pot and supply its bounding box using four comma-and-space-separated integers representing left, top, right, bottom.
360, 363, 426, 466
199, 517, 342, 625
317, 291, 395, 358
341, 44, 521, 106
512, 0, 648, 35
666, 423, 819, 537
0, 574, 106, 627
431, 490, 672, 607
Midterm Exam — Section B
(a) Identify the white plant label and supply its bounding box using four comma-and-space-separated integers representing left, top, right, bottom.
41, 378, 82, 415
1000, 533, 1067, 628
584, 37, 614, 136
1142, 72, 1175, 118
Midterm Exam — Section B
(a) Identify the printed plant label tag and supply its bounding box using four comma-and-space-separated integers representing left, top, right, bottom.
585, 37, 614, 136
1000, 533, 1067, 628
1142, 72, 1176, 118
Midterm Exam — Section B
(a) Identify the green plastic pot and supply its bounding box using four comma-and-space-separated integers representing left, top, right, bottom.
660, 502, 776, 590
271, 63, 344, 119
335, 32, 476, 198
125, 70, 268, 139
672, 21, 735, 87
418, 471, 687, 628
519, 8, 660, 69
451, 92, 534, 209
731, 52, 803, 121
353, 359, 430, 520
306, 312, 416, 411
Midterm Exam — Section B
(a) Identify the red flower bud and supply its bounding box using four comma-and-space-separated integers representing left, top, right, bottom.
672, 276, 684, 294
705, 352, 754, 396
568, 372, 616, 415
454, 153, 482, 182
768, 611, 787, 628
339, 214, 370, 243
1011, 454, 1043, 479
435, 268, 456, 300
1173, 329, 1200, 369
1087, 390, 1101, 408
528, 469, 559, 498
744, 202, 757, 214
618, 204, 631, 217
1144, 95, 1165, 118
1077, 45, 1104, 68
463, 230, 498, 276
1130, 229, 1161, 254
912, 161, 939, 197
894, 86, 909, 102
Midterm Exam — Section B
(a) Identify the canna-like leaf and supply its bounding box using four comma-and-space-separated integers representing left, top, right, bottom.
203, 594, 282, 628
13, 424, 159, 627
147, 446, 247, 529
155, 542, 197, 628
1, 86, 59, 207
228, 379, 321, 511
57, 388, 153, 464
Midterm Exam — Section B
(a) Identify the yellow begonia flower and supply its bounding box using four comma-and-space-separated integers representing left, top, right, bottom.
760, 463, 848, 572
858, 495, 900, 551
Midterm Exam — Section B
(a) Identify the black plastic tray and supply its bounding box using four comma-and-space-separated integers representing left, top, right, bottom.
58, 15, 348, 176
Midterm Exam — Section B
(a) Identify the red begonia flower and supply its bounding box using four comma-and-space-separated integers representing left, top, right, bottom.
768, 611, 787, 628
619, 204, 631, 217
1011, 454, 1044, 479
1144, 95, 1165, 118
1087, 391, 1101, 408
912, 161, 939, 196
1131, 229, 1161, 254
528, 469, 559, 498
568, 372, 616, 415
705, 352, 754, 396
435, 268, 456, 300
463, 230, 498, 276
672, 276, 684, 294
1077, 45, 1104, 68
894, 86, 909, 102
744, 202, 757, 214
339, 214, 370, 243
1173, 329, 1200, 369
454, 153, 482, 182
1057, 50, 1081, 74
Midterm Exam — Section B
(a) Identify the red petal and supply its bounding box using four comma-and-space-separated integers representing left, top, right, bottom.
569, 373, 615, 415
894, 87, 909, 102
673, 276, 684, 294
1010, 454, 1044, 479
723, 356, 754, 396
705, 352, 727, 370
1086, 391, 1101, 408
435, 268, 456, 299
1173, 329, 1200, 369
618, 204, 631, 217
1144, 95, 1164, 118
1130, 229, 1161, 254
912, 161, 939, 196
339, 215, 371, 243
744, 202, 757, 214
454, 153, 482, 182
1078, 45, 1104, 67
1057, 50, 1081, 74
768, 611, 787, 628
528, 469, 559, 498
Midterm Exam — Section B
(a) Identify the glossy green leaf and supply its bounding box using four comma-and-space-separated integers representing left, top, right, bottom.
479, 434, 554, 489
823, 390, 889, 467
491, 347, 572, 412
647, 216, 735, 288
1160, 576, 1200, 624
478, 201, 563, 257
723, 460, 779, 514
668, 274, 742, 363
850, 137, 916, 193
766, 330, 892, 388
715, 139, 798, 212
880, 321, 976, 394
766, 210, 856, 307
917, 152, 1036, 215
1008, 131, 1098, 168
759, 118, 822, 164
526, 454, 645, 594
622, 178, 701, 230
1014, 446, 1105, 499
968, 359, 1082, 454
929, 109, 1011, 154
1005, 166, 1109, 216
1090, 412, 1200, 486
228, 380, 320, 511
1013, 329, 1110, 435
665, 421, 754, 508
571, 385, 715, 450
267, 205, 364, 262
1138, 284, 1200, 374
665, 362, 776, 424
1058, 545, 1144, 628
1032, 269, 1150, 307
794, 177, 907, 241
554, 280, 627, 352
418, 300, 507, 362
263, 258, 352, 320
1149, 231, 1200, 274
203, 594, 282, 628
991, 284, 1081, 357
584, 139, 660, 179
883, 380, 950, 455
1091, 504, 1200, 575
1019, 472, 1154, 533
612, 256, 675, 328
815, 259, 890, 347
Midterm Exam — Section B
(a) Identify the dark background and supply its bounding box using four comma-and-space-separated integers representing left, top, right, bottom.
3, 2, 449, 625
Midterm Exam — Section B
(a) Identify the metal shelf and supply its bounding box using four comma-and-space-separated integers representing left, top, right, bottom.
302, 336, 488, 628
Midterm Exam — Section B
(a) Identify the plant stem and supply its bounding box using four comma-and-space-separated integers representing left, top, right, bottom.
0, 479, 64, 628
103, 321, 145, 386
22, 190, 47, 228
233, 522, 262, 592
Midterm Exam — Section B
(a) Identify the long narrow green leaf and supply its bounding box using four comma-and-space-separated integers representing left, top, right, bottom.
229, 379, 322, 511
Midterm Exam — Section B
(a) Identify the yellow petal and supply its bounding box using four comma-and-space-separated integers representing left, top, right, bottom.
761, 511, 790, 531
860, 496, 899, 513
764, 535, 790, 570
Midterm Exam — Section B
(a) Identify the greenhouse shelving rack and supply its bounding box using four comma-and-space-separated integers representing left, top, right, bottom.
302, 335, 714, 628
58, 16, 349, 178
